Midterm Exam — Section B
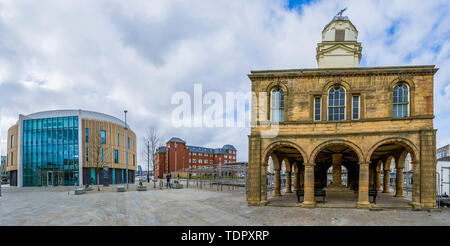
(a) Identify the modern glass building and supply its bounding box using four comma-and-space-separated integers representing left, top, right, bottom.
6, 110, 137, 187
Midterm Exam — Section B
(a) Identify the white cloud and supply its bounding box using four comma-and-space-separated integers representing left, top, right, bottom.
0, 0, 449, 163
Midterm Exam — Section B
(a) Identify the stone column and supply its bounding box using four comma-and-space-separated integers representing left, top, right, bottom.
286, 163, 292, 193
260, 162, 268, 204
247, 135, 261, 206
383, 169, 390, 193
293, 164, 299, 192
375, 161, 382, 191
299, 165, 305, 189
331, 154, 343, 186
274, 168, 281, 197
357, 162, 371, 208
395, 167, 404, 197
302, 163, 315, 208
383, 168, 390, 193
411, 160, 420, 205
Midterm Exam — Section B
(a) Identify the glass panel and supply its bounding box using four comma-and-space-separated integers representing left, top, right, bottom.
22, 116, 79, 187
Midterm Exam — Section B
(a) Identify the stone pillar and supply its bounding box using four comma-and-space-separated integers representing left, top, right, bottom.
293, 164, 299, 192
383, 168, 390, 193
331, 154, 343, 186
299, 165, 304, 189
357, 162, 370, 208
302, 163, 315, 208
247, 135, 261, 206
419, 129, 437, 208
411, 160, 420, 205
260, 161, 268, 204
274, 168, 281, 197
286, 163, 292, 193
375, 161, 382, 191
395, 167, 404, 197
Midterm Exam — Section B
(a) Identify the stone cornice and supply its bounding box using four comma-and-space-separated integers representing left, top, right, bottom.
251, 115, 434, 126
250, 128, 436, 138
248, 65, 438, 80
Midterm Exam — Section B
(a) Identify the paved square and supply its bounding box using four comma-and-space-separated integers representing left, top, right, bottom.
1, 185, 449, 226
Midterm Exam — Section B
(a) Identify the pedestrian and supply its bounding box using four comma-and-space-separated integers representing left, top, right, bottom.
166, 173, 171, 188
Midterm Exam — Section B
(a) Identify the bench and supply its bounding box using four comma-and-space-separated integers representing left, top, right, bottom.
137, 185, 147, 191
117, 186, 125, 192
369, 190, 377, 204
296, 189, 326, 204
75, 188, 85, 195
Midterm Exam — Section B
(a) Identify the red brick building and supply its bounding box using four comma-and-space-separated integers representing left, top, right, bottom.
154, 137, 237, 178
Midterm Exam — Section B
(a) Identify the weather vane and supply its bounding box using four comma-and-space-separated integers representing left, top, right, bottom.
337, 7, 347, 18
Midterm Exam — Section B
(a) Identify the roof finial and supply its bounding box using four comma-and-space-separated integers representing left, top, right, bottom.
336, 7, 347, 18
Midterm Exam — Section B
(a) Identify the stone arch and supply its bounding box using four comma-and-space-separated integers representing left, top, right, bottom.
262, 140, 308, 164
365, 137, 419, 164
309, 139, 364, 164
388, 77, 416, 91
266, 81, 289, 96
322, 79, 352, 94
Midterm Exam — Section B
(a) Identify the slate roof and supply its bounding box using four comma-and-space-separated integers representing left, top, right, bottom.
167, 137, 186, 143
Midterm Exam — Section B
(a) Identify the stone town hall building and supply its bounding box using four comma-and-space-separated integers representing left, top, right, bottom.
248, 14, 438, 208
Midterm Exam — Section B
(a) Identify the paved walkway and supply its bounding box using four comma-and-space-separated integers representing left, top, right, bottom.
268, 191, 412, 209
1, 184, 449, 226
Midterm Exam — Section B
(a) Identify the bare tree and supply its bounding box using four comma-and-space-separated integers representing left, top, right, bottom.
90, 122, 112, 191
142, 127, 160, 182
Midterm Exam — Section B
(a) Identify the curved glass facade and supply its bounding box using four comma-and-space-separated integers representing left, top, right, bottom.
22, 116, 79, 186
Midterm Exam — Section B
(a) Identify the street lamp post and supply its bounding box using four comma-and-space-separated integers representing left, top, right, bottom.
147, 140, 150, 183
124, 110, 128, 190
175, 143, 177, 179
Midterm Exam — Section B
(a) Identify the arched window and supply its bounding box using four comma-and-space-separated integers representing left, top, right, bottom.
270, 88, 284, 123
393, 84, 409, 118
328, 87, 346, 120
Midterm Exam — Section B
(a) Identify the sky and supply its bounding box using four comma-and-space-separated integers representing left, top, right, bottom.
0, 0, 449, 169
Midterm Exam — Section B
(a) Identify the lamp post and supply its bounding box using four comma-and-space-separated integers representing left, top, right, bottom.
147, 140, 150, 183
175, 142, 177, 179
124, 110, 128, 190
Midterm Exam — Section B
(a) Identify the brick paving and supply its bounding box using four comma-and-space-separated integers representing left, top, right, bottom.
0, 184, 449, 226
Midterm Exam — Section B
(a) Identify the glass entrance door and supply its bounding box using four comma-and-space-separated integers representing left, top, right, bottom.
47, 171, 53, 186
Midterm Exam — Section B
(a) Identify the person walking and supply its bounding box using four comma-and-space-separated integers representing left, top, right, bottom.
166, 173, 171, 188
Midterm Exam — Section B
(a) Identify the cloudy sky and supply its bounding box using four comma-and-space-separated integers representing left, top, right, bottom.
0, 0, 449, 168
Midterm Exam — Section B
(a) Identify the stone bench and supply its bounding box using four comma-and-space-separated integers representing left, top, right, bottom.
75, 188, 85, 195
171, 183, 183, 189
137, 185, 147, 191
117, 186, 125, 192
84, 186, 93, 191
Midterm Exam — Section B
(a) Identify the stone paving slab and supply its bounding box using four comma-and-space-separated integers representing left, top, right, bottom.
1, 186, 449, 226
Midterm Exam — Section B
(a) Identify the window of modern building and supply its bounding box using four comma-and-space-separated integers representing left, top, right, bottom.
22, 116, 79, 186
393, 83, 409, 118
101, 148, 104, 162
101, 130, 106, 144
117, 134, 120, 146
270, 88, 284, 123
314, 97, 321, 121
85, 128, 89, 142
11, 152, 13, 166
328, 87, 346, 121
127, 137, 130, 149
86, 147, 89, 161
10, 135, 14, 148
199, 159, 203, 164
352, 95, 360, 120
114, 150, 118, 164
133, 154, 135, 166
